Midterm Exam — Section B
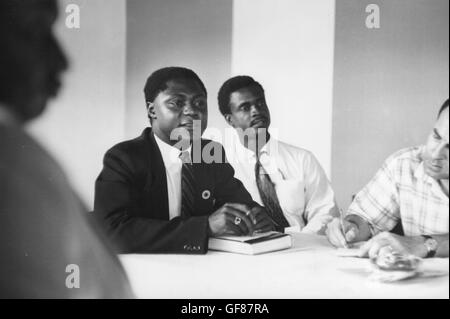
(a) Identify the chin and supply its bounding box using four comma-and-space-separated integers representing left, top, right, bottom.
424, 166, 448, 180
17, 98, 48, 123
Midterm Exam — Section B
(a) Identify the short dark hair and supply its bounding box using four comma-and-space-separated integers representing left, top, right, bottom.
143, 67, 207, 104
438, 99, 449, 118
218, 76, 265, 115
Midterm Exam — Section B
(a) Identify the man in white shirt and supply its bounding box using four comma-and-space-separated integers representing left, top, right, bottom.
218, 76, 339, 234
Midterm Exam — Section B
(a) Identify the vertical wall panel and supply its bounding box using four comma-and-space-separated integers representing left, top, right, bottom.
332, 0, 449, 208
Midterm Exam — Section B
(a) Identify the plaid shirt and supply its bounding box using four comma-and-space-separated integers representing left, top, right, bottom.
347, 146, 449, 236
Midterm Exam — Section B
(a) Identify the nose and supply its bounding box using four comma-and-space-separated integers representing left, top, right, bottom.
250, 104, 260, 117
50, 35, 69, 72
183, 101, 199, 118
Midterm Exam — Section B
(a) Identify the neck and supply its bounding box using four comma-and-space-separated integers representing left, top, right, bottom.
440, 179, 449, 197
239, 129, 270, 155
0, 105, 20, 127
153, 129, 192, 151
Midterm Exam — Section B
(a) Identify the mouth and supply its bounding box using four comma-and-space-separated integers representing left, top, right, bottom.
47, 78, 62, 98
250, 116, 268, 127
178, 122, 194, 128
426, 161, 443, 172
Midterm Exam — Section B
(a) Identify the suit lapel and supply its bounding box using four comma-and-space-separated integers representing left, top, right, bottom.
143, 128, 170, 220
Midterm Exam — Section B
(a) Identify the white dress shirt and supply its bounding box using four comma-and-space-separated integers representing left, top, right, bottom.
154, 134, 191, 220
225, 135, 339, 234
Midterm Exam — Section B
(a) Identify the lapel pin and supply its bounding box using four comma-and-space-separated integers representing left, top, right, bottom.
202, 190, 211, 200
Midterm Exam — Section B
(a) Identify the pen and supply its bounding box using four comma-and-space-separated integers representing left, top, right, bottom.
339, 209, 349, 249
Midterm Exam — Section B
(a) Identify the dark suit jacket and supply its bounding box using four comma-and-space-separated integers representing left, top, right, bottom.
0, 124, 133, 298
94, 128, 255, 254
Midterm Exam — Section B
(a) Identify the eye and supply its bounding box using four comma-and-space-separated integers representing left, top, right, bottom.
194, 99, 207, 110
257, 101, 266, 108
240, 104, 251, 112
168, 99, 184, 108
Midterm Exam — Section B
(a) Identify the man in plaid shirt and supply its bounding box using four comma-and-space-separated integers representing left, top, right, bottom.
327, 99, 449, 259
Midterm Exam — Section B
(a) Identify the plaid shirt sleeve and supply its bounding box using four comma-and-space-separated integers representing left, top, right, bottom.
346, 156, 401, 236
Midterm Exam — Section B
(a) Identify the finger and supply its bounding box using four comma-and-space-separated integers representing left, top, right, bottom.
330, 219, 348, 248
345, 227, 358, 242
254, 211, 274, 225
254, 225, 274, 234
226, 203, 257, 226
326, 227, 340, 248
224, 216, 245, 236
225, 203, 252, 214
378, 245, 394, 257
224, 208, 254, 235
358, 239, 373, 258
254, 219, 274, 232
326, 226, 342, 247
368, 240, 384, 259
251, 207, 268, 224
225, 212, 249, 235
253, 212, 268, 224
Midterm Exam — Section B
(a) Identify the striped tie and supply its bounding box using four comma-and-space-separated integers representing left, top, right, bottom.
255, 158, 290, 232
180, 151, 196, 218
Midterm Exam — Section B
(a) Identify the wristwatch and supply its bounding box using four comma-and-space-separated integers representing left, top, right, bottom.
422, 235, 438, 258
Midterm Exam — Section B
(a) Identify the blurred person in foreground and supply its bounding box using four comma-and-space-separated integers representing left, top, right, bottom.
0, 0, 133, 298
327, 99, 449, 259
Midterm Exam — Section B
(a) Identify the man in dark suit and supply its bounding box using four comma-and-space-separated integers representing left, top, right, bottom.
0, 0, 133, 298
94, 67, 275, 254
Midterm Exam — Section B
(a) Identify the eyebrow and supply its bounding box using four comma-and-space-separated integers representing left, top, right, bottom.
165, 93, 206, 100
238, 101, 251, 108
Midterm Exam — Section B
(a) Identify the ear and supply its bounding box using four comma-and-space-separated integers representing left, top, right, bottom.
147, 102, 157, 121
224, 114, 235, 128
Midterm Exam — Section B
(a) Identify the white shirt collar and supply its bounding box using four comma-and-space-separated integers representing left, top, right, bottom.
233, 132, 279, 161
154, 133, 192, 168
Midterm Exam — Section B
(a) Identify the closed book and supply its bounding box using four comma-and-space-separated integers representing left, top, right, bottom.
208, 231, 292, 255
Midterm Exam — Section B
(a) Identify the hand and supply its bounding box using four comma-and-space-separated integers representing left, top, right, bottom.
358, 232, 428, 259
325, 217, 360, 248
208, 203, 255, 237
248, 206, 276, 234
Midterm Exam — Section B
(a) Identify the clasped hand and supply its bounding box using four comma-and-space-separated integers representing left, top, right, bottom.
208, 203, 275, 237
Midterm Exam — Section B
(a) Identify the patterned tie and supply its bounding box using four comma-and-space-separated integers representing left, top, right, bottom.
180, 151, 196, 218
255, 157, 290, 231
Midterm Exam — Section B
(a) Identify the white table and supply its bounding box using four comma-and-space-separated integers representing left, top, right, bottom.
120, 233, 449, 299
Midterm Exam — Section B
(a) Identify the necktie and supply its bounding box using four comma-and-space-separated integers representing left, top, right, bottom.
255, 157, 290, 231
180, 151, 196, 218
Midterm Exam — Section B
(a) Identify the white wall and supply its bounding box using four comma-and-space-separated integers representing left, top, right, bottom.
28, 0, 127, 208
232, 0, 336, 176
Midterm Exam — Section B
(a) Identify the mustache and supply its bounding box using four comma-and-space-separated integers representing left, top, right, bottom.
250, 115, 268, 126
